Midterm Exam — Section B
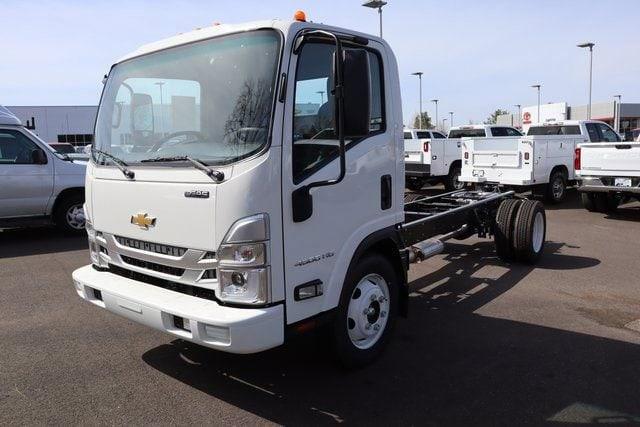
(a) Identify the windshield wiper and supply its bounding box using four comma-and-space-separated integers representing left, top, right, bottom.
141, 156, 224, 182
92, 149, 135, 180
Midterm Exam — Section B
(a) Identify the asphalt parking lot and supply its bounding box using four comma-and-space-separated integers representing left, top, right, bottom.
1, 189, 640, 425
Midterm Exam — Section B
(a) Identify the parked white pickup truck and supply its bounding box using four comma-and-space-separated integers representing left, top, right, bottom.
403, 128, 461, 190
460, 120, 621, 203
576, 141, 640, 212
0, 106, 87, 233
404, 125, 522, 191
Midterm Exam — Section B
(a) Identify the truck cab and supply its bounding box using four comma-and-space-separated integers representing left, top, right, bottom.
0, 106, 86, 233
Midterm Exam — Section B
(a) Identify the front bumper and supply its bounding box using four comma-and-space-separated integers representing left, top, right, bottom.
578, 177, 640, 194
72, 265, 284, 354
405, 163, 431, 178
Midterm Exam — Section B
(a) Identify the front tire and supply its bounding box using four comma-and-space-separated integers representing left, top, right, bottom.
332, 253, 399, 368
54, 194, 85, 235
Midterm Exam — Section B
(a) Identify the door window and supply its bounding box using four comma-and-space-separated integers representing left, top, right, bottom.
585, 123, 601, 142
490, 127, 508, 137
432, 132, 446, 139
0, 130, 40, 164
292, 42, 384, 183
596, 123, 620, 142
505, 127, 523, 136
416, 131, 430, 139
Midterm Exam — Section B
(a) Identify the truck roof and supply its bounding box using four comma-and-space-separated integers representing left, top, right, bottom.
0, 106, 21, 126
529, 120, 606, 127
117, 18, 384, 64
449, 124, 509, 131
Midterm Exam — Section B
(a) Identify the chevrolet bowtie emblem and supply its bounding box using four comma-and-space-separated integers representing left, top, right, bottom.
130, 213, 156, 229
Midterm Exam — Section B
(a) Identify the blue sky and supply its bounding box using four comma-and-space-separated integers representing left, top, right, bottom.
2, 0, 639, 126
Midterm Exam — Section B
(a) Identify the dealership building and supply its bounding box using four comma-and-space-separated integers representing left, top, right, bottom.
497, 101, 640, 139
6, 105, 98, 146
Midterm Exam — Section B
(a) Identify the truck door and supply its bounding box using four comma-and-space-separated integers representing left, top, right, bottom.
281, 37, 399, 324
0, 129, 54, 218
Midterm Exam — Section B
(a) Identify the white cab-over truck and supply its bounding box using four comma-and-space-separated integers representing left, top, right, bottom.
72, 16, 546, 367
0, 106, 86, 233
576, 140, 640, 212
460, 120, 621, 203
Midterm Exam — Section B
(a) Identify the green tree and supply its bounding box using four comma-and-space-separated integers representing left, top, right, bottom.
485, 109, 510, 124
412, 112, 432, 129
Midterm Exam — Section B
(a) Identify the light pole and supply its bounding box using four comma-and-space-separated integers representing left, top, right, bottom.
442, 118, 448, 132
449, 111, 454, 128
577, 42, 595, 119
411, 72, 424, 128
316, 90, 325, 105
154, 81, 165, 135
431, 99, 439, 130
531, 84, 541, 123
614, 94, 622, 132
514, 104, 522, 128
362, 1, 387, 38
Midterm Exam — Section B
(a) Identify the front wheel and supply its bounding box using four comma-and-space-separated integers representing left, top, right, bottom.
332, 253, 398, 368
54, 195, 86, 235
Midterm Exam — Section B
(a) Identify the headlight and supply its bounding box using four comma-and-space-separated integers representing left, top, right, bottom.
216, 214, 271, 306
217, 243, 266, 267
219, 268, 270, 305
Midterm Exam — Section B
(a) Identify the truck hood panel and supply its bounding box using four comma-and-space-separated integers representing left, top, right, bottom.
92, 179, 216, 250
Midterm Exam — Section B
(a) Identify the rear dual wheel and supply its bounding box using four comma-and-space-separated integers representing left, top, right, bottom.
494, 199, 546, 264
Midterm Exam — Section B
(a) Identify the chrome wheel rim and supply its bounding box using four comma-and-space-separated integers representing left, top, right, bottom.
347, 273, 390, 350
453, 172, 464, 190
532, 212, 544, 253
66, 204, 86, 230
552, 177, 564, 200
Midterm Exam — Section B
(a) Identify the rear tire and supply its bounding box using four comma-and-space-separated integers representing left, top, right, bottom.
494, 199, 522, 262
444, 166, 464, 191
513, 200, 546, 264
406, 178, 424, 191
54, 194, 85, 235
545, 170, 567, 204
331, 253, 398, 368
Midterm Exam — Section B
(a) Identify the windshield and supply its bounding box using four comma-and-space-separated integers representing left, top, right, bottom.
94, 29, 281, 165
449, 129, 486, 138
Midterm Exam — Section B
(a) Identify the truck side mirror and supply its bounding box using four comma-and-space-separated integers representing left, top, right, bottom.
335, 48, 371, 138
131, 93, 154, 137
31, 148, 48, 165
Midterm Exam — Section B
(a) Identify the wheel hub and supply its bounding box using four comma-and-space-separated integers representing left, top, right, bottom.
347, 274, 390, 349
66, 205, 86, 230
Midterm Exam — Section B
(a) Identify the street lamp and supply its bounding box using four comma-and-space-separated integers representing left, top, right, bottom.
514, 104, 522, 128
431, 99, 439, 130
362, 0, 387, 38
442, 118, 448, 132
411, 72, 424, 129
154, 81, 165, 135
531, 84, 541, 123
614, 94, 622, 132
577, 42, 595, 119
449, 111, 454, 128
316, 90, 325, 105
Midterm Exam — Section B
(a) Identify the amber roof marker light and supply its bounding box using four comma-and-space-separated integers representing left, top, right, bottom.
294, 10, 307, 22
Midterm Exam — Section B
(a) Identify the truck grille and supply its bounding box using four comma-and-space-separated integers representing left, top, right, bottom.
120, 255, 185, 277
108, 264, 217, 301
115, 236, 187, 257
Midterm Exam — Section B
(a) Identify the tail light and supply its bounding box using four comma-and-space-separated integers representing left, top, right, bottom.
524, 152, 530, 161
574, 148, 581, 170
423, 142, 429, 152
464, 152, 469, 159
